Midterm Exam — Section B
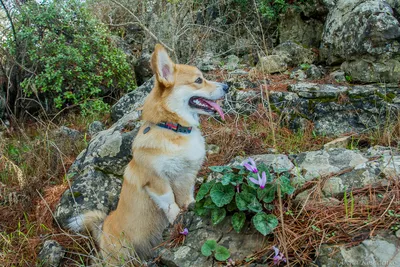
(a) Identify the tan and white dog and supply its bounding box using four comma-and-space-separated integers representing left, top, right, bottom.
68, 44, 228, 264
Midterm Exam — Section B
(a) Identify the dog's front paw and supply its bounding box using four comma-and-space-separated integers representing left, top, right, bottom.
167, 204, 180, 224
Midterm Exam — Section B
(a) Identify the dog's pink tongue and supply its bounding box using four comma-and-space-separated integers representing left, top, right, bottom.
203, 99, 225, 120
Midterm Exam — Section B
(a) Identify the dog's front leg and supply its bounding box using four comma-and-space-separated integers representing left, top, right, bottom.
145, 182, 180, 224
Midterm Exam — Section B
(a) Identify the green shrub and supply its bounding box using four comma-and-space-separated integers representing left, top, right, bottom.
195, 158, 294, 236
8, 0, 134, 115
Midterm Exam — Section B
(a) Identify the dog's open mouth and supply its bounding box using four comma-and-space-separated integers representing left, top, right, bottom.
189, 97, 225, 120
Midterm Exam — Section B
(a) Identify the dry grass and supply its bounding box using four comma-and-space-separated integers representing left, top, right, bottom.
0, 113, 109, 266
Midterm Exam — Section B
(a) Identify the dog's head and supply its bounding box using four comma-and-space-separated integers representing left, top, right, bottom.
142, 44, 228, 126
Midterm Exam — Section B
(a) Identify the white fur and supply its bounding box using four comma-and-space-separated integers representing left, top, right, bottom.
67, 214, 85, 232
152, 127, 205, 180
145, 189, 180, 223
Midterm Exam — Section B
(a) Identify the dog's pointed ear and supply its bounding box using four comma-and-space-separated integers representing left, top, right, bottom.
151, 44, 175, 87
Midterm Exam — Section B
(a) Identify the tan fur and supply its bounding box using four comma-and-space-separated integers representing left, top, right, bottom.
75, 44, 226, 264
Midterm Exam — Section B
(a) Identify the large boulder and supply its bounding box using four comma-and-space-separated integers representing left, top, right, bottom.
320, 0, 400, 65
341, 58, 400, 83
272, 41, 316, 66
317, 234, 400, 267
110, 77, 154, 122
54, 111, 142, 228
278, 8, 324, 48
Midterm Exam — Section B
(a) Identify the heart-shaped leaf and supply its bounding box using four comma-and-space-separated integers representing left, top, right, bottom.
232, 212, 246, 233
215, 245, 230, 261
210, 183, 235, 207
252, 213, 278, 236
211, 208, 226, 225
201, 239, 217, 257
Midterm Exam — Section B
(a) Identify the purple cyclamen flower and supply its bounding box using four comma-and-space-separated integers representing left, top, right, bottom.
180, 228, 188, 236
249, 171, 267, 189
241, 157, 258, 173
272, 246, 287, 265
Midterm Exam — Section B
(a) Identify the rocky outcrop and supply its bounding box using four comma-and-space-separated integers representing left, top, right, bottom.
317, 233, 400, 266
256, 41, 316, 74
110, 77, 153, 122
321, 0, 400, 65
320, 0, 400, 83
227, 82, 400, 136
54, 112, 142, 227
278, 8, 324, 48
157, 211, 263, 267
38, 240, 65, 267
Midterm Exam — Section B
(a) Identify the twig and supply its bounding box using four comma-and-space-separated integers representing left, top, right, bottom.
110, 0, 174, 53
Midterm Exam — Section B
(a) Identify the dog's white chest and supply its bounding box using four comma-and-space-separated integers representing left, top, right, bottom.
155, 128, 205, 179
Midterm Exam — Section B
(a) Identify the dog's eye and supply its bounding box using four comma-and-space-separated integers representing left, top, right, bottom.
194, 77, 203, 84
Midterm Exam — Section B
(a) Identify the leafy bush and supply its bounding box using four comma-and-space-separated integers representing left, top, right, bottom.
195, 158, 294, 236
7, 0, 134, 115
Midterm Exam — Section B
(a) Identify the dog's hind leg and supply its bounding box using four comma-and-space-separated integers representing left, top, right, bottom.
144, 182, 180, 224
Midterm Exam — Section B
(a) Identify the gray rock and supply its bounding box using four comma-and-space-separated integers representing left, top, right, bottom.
278, 8, 324, 48
288, 83, 348, 98
330, 70, 346, 82
111, 77, 154, 122
88, 121, 105, 136
157, 211, 263, 267
292, 148, 368, 184
317, 234, 400, 267
38, 240, 65, 267
256, 55, 288, 74
206, 144, 220, 155
231, 154, 295, 174
55, 112, 142, 228
223, 55, 240, 71
290, 69, 307, 81
341, 59, 400, 83
56, 126, 82, 140
134, 52, 152, 86
306, 64, 324, 80
323, 136, 351, 150
195, 52, 220, 71
272, 41, 316, 66
321, 0, 400, 65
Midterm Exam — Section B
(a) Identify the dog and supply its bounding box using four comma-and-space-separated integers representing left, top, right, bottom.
68, 44, 228, 264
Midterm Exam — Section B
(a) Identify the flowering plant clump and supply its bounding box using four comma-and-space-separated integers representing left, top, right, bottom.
195, 158, 294, 236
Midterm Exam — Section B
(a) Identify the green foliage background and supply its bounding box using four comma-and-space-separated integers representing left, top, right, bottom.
7, 0, 134, 115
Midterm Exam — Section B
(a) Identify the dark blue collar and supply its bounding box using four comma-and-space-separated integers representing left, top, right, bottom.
156, 122, 192, 134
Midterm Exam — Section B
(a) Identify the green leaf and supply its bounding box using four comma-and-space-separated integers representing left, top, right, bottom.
209, 166, 232, 173
252, 213, 279, 236
232, 212, 246, 233
194, 201, 209, 216
214, 245, 231, 261
221, 173, 234, 185
210, 183, 235, 207
201, 240, 217, 257
247, 197, 263, 213
203, 197, 217, 209
257, 184, 276, 203
226, 199, 237, 212
211, 208, 226, 225
279, 176, 294, 195
235, 191, 252, 211
196, 181, 215, 202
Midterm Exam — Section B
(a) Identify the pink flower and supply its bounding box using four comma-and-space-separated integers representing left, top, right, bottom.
272, 246, 287, 265
249, 171, 267, 189
180, 228, 188, 236
241, 158, 258, 173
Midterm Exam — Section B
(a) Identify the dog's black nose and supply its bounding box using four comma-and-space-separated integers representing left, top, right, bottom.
222, 83, 229, 93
